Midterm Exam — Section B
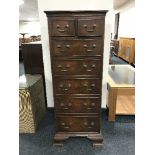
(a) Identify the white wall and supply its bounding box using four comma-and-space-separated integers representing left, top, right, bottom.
118, 7, 135, 38
19, 21, 41, 38
38, 0, 113, 108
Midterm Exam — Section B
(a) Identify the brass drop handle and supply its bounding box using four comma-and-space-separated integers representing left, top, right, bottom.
87, 107, 92, 110
83, 44, 88, 48
83, 44, 93, 52
60, 103, 64, 106
92, 64, 96, 68
83, 24, 97, 32
62, 121, 72, 129
56, 24, 69, 32
84, 122, 88, 126
56, 45, 61, 48
61, 122, 65, 126
66, 64, 71, 68
86, 49, 93, 52
87, 88, 92, 91
62, 88, 68, 91
56, 24, 69, 28
83, 102, 87, 106
86, 69, 92, 72
87, 122, 95, 128
83, 83, 88, 87
59, 84, 69, 90
66, 44, 70, 48
59, 84, 63, 88
61, 83, 71, 91
65, 24, 69, 28
67, 83, 71, 87
92, 44, 96, 48
60, 103, 72, 109
61, 122, 70, 129
83, 64, 87, 68
63, 107, 69, 110
83, 24, 87, 28
59, 64, 71, 72
68, 103, 72, 106
91, 84, 95, 87
91, 103, 95, 106
87, 29, 95, 32
83, 102, 93, 109
61, 69, 67, 72
57, 64, 62, 68
91, 122, 95, 126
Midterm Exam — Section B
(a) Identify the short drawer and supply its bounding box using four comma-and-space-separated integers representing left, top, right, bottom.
55, 96, 101, 113
49, 19, 75, 36
51, 38, 102, 56
78, 19, 104, 36
54, 78, 101, 94
56, 116, 100, 132
53, 59, 102, 76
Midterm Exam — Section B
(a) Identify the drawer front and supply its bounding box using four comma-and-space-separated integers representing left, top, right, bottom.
54, 78, 101, 94
50, 20, 75, 36
56, 116, 100, 132
53, 59, 102, 76
55, 96, 101, 113
52, 39, 102, 56
78, 19, 104, 36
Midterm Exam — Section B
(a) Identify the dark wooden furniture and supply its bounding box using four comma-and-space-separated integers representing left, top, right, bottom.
118, 37, 135, 64
45, 10, 108, 147
22, 42, 47, 107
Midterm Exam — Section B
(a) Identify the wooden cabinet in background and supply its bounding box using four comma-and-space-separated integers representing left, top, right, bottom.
118, 37, 135, 64
22, 42, 47, 107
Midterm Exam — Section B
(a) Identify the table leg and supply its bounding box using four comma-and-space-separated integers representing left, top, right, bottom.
108, 88, 118, 121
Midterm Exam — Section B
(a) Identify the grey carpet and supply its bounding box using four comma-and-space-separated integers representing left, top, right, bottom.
19, 110, 135, 155
111, 55, 128, 65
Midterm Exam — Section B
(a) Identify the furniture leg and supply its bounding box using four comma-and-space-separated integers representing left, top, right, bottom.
108, 88, 118, 121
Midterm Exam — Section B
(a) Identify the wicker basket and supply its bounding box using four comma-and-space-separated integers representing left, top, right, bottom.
19, 75, 46, 133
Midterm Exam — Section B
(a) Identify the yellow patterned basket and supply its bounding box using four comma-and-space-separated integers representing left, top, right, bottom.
19, 74, 46, 133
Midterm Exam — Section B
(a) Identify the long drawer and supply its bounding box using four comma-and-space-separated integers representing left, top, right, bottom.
53, 59, 102, 76
54, 78, 101, 94
56, 116, 100, 132
51, 38, 102, 57
55, 96, 101, 113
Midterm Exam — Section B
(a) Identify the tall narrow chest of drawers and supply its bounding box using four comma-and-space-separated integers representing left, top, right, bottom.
45, 10, 108, 147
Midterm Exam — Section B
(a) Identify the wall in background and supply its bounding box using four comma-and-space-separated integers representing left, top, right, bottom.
37, 0, 114, 108
19, 21, 41, 38
114, 0, 135, 38
118, 7, 135, 38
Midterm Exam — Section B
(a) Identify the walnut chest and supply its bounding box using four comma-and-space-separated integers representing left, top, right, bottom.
45, 10, 108, 147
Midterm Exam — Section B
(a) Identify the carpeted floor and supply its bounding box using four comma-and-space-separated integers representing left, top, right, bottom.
111, 55, 128, 65
19, 110, 135, 155
19, 54, 134, 155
